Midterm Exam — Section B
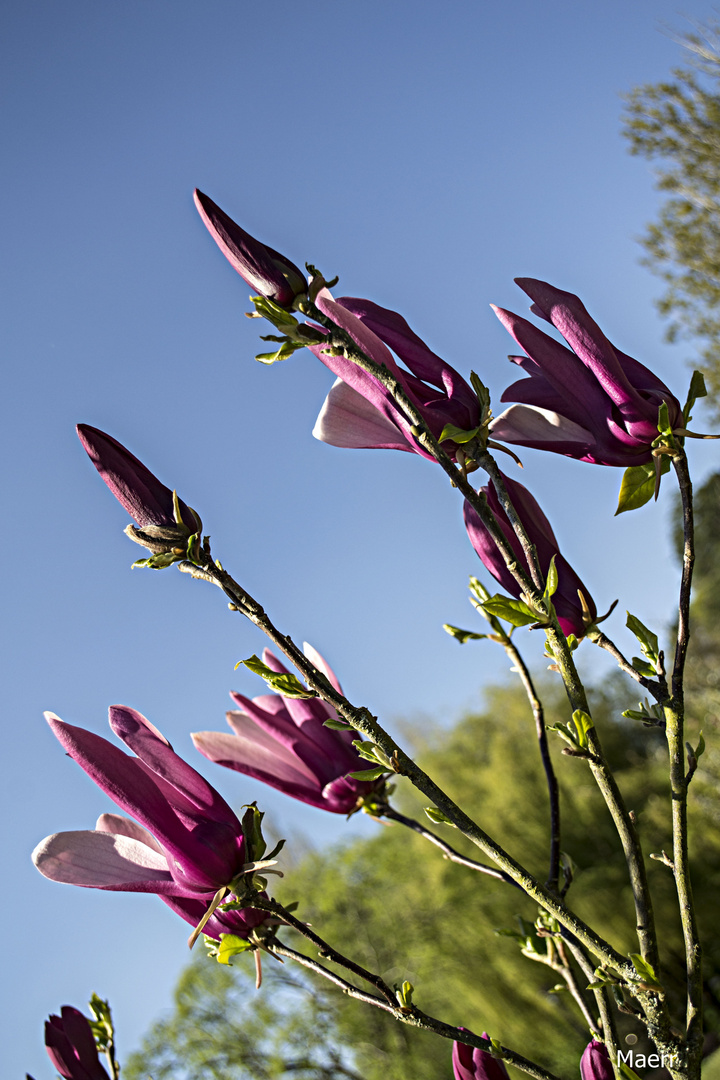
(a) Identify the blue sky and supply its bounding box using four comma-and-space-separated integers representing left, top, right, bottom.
4, 1, 720, 1075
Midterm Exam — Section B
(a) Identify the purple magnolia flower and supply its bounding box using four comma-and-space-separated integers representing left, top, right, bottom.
33, 707, 267, 938
44, 1007, 109, 1080
311, 290, 481, 459
77, 425, 201, 557
453, 1035, 510, 1080
489, 279, 682, 467
463, 472, 596, 638
194, 189, 307, 307
580, 1040, 614, 1080
192, 644, 385, 814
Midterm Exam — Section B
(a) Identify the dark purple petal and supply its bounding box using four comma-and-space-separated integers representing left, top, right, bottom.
194, 190, 306, 306
45, 1009, 110, 1080
463, 474, 596, 638
580, 1040, 614, 1080
453, 1036, 510, 1080
45, 713, 244, 890
108, 706, 240, 829
76, 425, 197, 530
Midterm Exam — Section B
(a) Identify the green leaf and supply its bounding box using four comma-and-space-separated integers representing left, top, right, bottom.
255, 340, 303, 365
544, 555, 558, 600
237, 655, 318, 699
684, 370, 707, 423
443, 623, 487, 644
468, 577, 491, 604
629, 953, 660, 987
481, 595, 537, 627
571, 710, 594, 749
657, 400, 672, 436
626, 613, 659, 665
618, 1063, 644, 1080
424, 806, 457, 827
615, 462, 657, 515
352, 740, 385, 764
696, 731, 706, 759
323, 718, 355, 730
438, 422, 482, 445
630, 656, 657, 679
216, 934, 254, 966
347, 765, 388, 781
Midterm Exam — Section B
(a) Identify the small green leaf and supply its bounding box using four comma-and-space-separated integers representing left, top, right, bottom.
481, 595, 537, 627
352, 740, 385, 764
438, 422, 482, 445
615, 463, 657, 515
323, 718, 355, 730
216, 934, 254, 965
443, 623, 487, 644
571, 710, 594, 749
657, 401, 672, 436
696, 731, 706, 759
626, 613, 659, 665
237, 655, 317, 699
468, 577, 491, 604
631, 656, 657, 679
255, 340, 303, 364
629, 953, 660, 987
424, 806, 457, 827
544, 555, 558, 600
618, 1063, 644, 1080
347, 765, 388, 781
684, 370, 707, 423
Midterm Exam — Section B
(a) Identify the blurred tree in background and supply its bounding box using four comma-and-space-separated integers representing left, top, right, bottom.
622, 22, 720, 415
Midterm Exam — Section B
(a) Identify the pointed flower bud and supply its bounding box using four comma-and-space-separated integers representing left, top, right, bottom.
76, 424, 201, 558
580, 1040, 614, 1080
194, 190, 306, 307
489, 279, 682, 466
463, 472, 596, 638
44, 1006, 109, 1080
193, 643, 386, 814
453, 1035, 510, 1080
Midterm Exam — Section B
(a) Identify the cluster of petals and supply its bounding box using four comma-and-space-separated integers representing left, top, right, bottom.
463, 472, 596, 638
193, 644, 384, 814
42, 1006, 109, 1080
309, 290, 482, 459
33, 707, 266, 939
453, 1035, 510, 1080
490, 279, 682, 467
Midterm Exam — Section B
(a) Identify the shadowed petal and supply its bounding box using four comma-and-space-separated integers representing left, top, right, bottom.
313, 378, 410, 450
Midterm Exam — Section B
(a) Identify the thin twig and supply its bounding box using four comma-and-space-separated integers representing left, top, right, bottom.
379, 806, 520, 887
590, 632, 665, 701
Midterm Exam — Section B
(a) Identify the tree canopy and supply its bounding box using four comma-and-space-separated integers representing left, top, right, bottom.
622, 23, 720, 415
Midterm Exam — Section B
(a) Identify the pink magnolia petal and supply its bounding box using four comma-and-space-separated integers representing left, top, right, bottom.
31, 830, 187, 893
303, 641, 343, 695
193, 725, 319, 789
95, 813, 165, 854
313, 378, 410, 450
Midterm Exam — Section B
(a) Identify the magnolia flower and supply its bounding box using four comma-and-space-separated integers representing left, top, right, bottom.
193, 644, 385, 814
33, 707, 267, 938
44, 1007, 109, 1080
453, 1036, 510, 1080
489, 279, 682, 466
310, 291, 481, 459
76, 424, 201, 557
580, 1040, 614, 1080
194, 189, 306, 307
463, 472, 596, 638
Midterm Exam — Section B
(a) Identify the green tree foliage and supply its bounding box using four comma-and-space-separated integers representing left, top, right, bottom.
622, 24, 720, 415
127, 474, 720, 1079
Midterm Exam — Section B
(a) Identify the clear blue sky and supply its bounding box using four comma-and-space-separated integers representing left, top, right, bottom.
4, 1, 719, 1074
